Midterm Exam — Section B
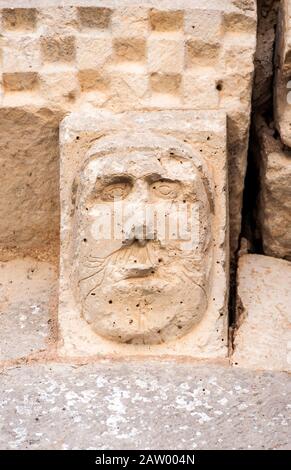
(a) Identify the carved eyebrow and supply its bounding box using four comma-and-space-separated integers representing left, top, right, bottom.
145, 173, 181, 183
96, 174, 134, 185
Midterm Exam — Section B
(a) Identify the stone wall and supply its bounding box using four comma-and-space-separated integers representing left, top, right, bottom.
0, 0, 290, 372
0, 0, 257, 256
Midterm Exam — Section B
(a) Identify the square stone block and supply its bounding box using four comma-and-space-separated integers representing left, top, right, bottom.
40, 35, 76, 64
107, 72, 149, 109
39, 69, 79, 104
232, 255, 291, 372
149, 9, 184, 32
76, 36, 112, 70
2, 8, 37, 32
2, 72, 39, 92
182, 71, 220, 108
185, 9, 222, 42
77, 7, 112, 30
147, 38, 185, 74
58, 109, 228, 358
2, 36, 40, 72
111, 7, 149, 37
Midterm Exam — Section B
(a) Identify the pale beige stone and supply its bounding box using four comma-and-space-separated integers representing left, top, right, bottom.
254, 116, 291, 260
107, 71, 149, 109
232, 255, 291, 372
76, 35, 112, 70
58, 108, 228, 358
111, 7, 148, 37
147, 38, 184, 74
0, 258, 56, 360
182, 71, 219, 109
2, 36, 41, 72
38, 7, 78, 35
39, 67, 79, 105
185, 9, 222, 41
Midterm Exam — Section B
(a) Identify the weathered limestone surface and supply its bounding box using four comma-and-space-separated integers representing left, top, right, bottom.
254, 116, 291, 260
0, 362, 290, 450
0, 0, 257, 256
232, 254, 291, 372
0, 258, 56, 360
0, 0, 291, 452
0, 107, 60, 249
275, 0, 291, 146
59, 109, 228, 358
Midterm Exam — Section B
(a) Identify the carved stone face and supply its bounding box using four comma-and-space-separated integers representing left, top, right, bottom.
72, 135, 212, 344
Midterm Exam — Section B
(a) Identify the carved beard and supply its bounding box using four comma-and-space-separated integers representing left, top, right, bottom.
76, 240, 209, 345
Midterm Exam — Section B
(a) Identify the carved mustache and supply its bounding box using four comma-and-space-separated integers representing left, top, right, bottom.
78, 240, 207, 304
82, 241, 159, 277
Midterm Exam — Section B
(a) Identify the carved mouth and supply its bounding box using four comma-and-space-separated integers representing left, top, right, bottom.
121, 263, 156, 279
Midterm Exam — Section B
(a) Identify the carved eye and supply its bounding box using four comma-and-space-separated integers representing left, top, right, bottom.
101, 182, 131, 201
151, 180, 180, 199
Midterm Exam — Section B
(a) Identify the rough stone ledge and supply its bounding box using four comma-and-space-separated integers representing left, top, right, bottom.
0, 361, 290, 450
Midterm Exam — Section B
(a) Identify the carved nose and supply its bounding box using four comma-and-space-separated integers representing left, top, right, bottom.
123, 222, 155, 247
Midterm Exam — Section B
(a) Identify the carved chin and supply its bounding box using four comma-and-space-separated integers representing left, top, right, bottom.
81, 281, 207, 344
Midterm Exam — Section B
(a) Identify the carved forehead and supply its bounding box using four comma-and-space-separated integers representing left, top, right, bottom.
79, 132, 214, 210
83, 150, 200, 181
83, 132, 208, 176
86, 132, 203, 162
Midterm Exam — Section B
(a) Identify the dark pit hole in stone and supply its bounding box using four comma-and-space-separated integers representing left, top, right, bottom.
108, 300, 113, 304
